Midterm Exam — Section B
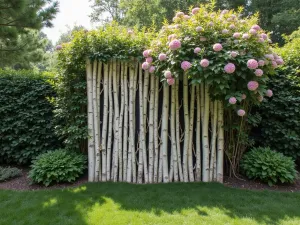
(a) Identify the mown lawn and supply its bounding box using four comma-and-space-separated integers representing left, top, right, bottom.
1, 182, 300, 225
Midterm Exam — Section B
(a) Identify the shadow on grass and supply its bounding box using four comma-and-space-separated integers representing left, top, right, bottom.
1, 182, 300, 225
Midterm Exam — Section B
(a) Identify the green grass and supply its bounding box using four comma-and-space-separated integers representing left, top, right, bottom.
1, 182, 300, 225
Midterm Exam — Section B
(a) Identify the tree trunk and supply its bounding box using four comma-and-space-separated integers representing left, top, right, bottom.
182, 75, 189, 182
101, 63, 109, 181
195, 85, 201, 181
202, 84, 210, 182
107, 61, 113, 181
123, 62, 129, 181
161, 84, 169, 183
210, 101, 218, 181
188, 85, 195, 182
86, 59, 95, 182
153, 77, 159, 183
175, 81, 183, 182
148, 75, 155, 183
217, 101, 224, 183
170, 84, 178, 182
93, 60, 100, 181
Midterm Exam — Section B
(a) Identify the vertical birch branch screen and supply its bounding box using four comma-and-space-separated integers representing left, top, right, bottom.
86, 59, 224, 183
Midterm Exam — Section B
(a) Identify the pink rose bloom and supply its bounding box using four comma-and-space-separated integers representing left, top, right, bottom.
266, 89, 273, 97
221, 9, 229, 14
142, 62, 150, 70
194, 47, 201, 54
231, 14, 236, 19
242, 33, 249, 39
200, 37, 207, 42
192, 7, 200, 14
56, 45, 62, 50
249, 29, 257, 35
128, 29, 134, 35
176, 12, 184, 17
196, 26, 203, 32
258, 60, 265, 66
213, 43, 223, 52
224, 63, 236, 74
265, 54, 274, 60
172, 17, 178, 22
143, 50, 150, 57
222, 29, 229, 34
237, 109, 246, 117
255, 69, 263, 77
258, 38, 264, 43
183, 15, 190, 20
229, 24, 235, 29
241, 94, 247, 100
251, 25, 261, 30
229, 97, 237, 104
174, 24, 181, 29
181, 61, 192, 71
169, 39, 181, 50
146, 57, 153, 64
158, 53, 167, 61
247, 59, 258, 69
276, 58, 284, 65
261, 33, 268, 40
272, 61, 278, 68
167, 78, 175, 86
257, 95, 264, 102
168, 34, 176, 41
200, 59, 209, 67
149, 66, 155, 73
208, 22, 214, 26
230, 51, 238, 57
233, 32, 241, 38
164, 71, 172, 79
247, 81, 259, 91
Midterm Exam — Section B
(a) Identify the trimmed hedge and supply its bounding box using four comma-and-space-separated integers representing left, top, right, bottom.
0, 69, 61, 164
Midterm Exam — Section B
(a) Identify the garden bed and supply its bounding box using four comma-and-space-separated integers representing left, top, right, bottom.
0, 167, 88, 191
1, 167, 299, 192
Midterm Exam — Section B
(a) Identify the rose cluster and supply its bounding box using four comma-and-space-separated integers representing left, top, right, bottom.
143, 6, 284, 117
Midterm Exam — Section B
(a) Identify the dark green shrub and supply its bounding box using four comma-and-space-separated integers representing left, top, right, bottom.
0, 69, 61, 164
0, 167, 22, 182
29, 149, 87, 186
241, 147, 297, 186
254, 29, 300, 160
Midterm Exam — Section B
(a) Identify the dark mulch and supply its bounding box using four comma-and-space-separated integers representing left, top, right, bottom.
224, 175, 300, 192
1, 167, 300, 192
0, 167, 88, 191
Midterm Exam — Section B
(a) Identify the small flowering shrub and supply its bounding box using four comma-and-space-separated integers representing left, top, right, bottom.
141, 4, 284, 116
29, 150, 87, 186
240, 147, 297, 186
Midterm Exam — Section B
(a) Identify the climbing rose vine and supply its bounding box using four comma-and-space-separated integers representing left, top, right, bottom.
141, 5, 284, 116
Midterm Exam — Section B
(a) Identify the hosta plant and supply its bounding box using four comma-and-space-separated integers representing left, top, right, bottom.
29, 150, 87, 186
240, 147, 297, 186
